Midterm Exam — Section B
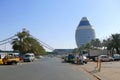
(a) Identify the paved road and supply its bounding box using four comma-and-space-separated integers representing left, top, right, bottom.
0, 57, 95, 80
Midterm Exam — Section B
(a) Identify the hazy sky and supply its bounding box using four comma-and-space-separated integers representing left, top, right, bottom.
0, 0, 120, 51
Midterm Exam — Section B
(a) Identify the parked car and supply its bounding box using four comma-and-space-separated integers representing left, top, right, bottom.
113, 54, 120, 61
23, 53, 35, 62
0, 53, 6, 64
0, 53, 20, 65
63, 56, 68, 62
98, 55, 110, 62
109, 56, 114, 61
64, 54, 75, 63
95, 55, 114, 62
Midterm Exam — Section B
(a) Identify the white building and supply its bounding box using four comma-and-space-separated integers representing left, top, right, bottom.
75, 17, 96, 48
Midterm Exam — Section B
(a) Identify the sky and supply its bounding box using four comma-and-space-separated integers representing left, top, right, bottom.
0, 0, 120, 51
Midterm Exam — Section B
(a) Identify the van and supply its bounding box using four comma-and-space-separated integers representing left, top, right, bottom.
23, 53, 35, 62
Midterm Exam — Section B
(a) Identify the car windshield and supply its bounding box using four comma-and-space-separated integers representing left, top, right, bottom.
25, 55, 30, 57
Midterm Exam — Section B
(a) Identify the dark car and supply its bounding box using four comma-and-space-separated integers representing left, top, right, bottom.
67, 54, 75, 63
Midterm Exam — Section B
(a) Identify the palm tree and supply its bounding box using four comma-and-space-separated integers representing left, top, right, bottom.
104, 34, 120, 55
84, 43, 92, 49
11, 29, 46, 55
12, 29, 30, 54
102, 39, 107, 48
110, 34, 120, 54
24, 37, 46, 55
90, 38, 102, 49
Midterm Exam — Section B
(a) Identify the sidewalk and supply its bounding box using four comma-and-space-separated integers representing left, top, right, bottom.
79, 61, 120, 80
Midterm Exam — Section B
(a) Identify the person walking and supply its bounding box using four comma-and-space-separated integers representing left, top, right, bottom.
80, 55, 84, 65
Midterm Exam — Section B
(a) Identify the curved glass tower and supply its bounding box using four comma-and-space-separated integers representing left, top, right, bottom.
75, 17, 96, 48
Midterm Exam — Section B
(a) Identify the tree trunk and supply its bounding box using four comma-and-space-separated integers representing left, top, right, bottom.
116, 47, 120, 54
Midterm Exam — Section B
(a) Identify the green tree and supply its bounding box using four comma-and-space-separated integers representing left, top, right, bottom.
84, 43, 92, 50
12, 29, 29, 54
107, 34, 120, 54
91, 38, 102, 49
72, 48, 79, 54
11, 29, 46, 55
102, 39, 107, 49
25, 37, 46, 55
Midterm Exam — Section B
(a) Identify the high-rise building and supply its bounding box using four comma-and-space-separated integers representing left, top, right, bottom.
75, 17, 96, 48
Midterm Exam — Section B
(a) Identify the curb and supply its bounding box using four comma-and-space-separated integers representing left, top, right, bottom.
81, 67, 101, 80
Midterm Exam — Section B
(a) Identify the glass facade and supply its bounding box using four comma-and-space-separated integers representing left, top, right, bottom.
75, 17, 95, 48
78, 20, 90, 26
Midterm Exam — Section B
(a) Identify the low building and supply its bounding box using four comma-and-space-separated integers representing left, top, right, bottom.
53, 49, 74, 55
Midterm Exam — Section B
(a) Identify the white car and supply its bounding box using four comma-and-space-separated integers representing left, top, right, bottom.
113, 54, 120, 61
98, 55, 110, 62
23, 53, 35, 62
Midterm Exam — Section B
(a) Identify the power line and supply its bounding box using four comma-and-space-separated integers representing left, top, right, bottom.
30, 35, 54, 51
0, 34, 54, 51
38, 39, 54, 50
0, 35, 16, 43
0, 41, 12, 45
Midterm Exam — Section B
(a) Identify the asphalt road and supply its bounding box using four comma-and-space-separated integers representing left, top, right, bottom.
0, 57, 95, 80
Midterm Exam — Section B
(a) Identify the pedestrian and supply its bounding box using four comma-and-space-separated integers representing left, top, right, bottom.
80, 55, 84, 65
